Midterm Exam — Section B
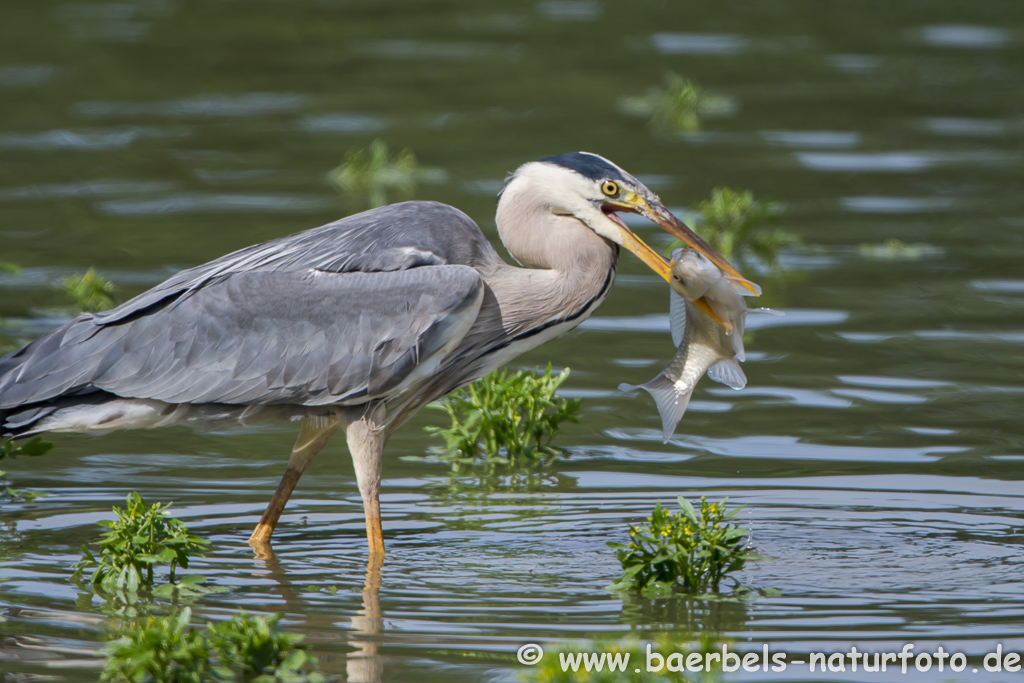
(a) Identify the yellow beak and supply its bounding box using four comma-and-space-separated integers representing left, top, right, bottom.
604, 193, 754, 330
607, 193, 760, 297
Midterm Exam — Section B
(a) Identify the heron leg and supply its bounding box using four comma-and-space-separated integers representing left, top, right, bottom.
249, 414, 341, 545
345, 404, 387, 559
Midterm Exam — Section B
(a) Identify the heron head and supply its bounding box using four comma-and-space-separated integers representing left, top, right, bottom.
497, 152, 754, 292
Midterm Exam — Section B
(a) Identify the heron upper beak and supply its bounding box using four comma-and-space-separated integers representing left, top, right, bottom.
603, 192, 760, 297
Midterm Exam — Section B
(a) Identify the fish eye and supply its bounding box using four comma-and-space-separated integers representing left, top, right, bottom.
601, 181, 619, 196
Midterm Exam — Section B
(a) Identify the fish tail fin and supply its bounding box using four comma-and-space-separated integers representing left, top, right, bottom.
620, 374, 694, 443
707, 358, 747, 390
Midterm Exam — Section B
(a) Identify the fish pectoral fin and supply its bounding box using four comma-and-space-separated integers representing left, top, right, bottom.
725, 275, 762, 297
629, 373, 695, 444
669, 290, 687, 347
694, 296, 733, 331
707, 358, 747, 390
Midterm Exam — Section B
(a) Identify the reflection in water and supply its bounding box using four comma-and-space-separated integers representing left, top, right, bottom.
348, 561, 384, 683
620, 592, 750, 634
250, 542, 384, 683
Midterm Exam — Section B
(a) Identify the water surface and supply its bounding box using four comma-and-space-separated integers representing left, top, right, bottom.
2, 1, 1024, 681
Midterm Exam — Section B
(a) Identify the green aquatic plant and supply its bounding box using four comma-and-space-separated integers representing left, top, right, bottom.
63, 267, 118, 313
73, 492, 211, 596
1, 436, 54, 463
619, 73, 735, 133
667, 188, 797, 271
426, 365, 582, 466
101, 607, 323, 683
857, 239, 942, 261
207, 612, 322, 683
0, 437, 53, 502
608, 497, 758, 596
328, 138, 444, 208
102, 608, 213, 683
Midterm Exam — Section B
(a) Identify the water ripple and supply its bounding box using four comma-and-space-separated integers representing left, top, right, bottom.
0, 65, 57, 88
0, 126, 187, 151
796, 150, 1018, 173
74, 93, 305, 119
299, 112, 390, 134
354, 41, 522, 61
841, 196, 956, 213
95, 193, 332, 215
535, 1, 603, 22
0, 180, 174, 201
918, 24, 1009, 49
651, 32, 750, 55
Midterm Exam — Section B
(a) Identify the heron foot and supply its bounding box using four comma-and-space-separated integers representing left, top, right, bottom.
249, 414, 340, 545
249, 522, 275, 545
248, 535, 274, 560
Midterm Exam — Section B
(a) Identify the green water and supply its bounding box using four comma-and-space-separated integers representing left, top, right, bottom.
3, 1, 1024, 681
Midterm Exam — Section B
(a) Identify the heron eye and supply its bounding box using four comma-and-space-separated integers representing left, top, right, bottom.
601, 181, 619, 196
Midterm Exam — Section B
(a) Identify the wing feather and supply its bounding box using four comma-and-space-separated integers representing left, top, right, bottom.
0, 265, 483, 409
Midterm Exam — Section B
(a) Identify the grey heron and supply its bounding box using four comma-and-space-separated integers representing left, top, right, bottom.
0, 152, 748, 558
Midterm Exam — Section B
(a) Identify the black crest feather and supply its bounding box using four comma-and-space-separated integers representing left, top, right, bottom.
540, 152, 628, 183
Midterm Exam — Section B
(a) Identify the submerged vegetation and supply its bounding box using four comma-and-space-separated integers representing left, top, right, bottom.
63, 267, 118, 313
619, 73, 735, 132
0, 437, 53, 501
56, 494, 320, 681
426, 365, 581, 466
857, 239, 943, 261
328, 138, 445, 208
74, 492, 213, 597
101, 608, 323, 683
609, 497, 758, 597
667, 187, 798, 271
3, 263, 119, 352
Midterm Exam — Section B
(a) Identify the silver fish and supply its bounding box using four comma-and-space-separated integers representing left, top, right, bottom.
668, 247, 760, 361
620, 249, 775, 443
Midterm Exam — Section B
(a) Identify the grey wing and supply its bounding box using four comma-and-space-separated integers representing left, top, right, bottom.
0, 265, 483, 408
91, 201, 499, 327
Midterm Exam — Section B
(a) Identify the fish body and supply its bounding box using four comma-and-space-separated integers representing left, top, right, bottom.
669, 248, 756, 360
620, 248, 772, 443
620, 295, 744, 442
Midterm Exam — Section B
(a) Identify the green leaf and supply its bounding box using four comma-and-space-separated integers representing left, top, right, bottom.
610, 497, 760, 596
16, 437, 54, 457
151, 583, 176, 598
424, 365, 581, 468
61, 268, 117, 314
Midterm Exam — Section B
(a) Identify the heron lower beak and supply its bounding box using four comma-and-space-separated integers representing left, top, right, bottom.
605, 194, 760, 297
